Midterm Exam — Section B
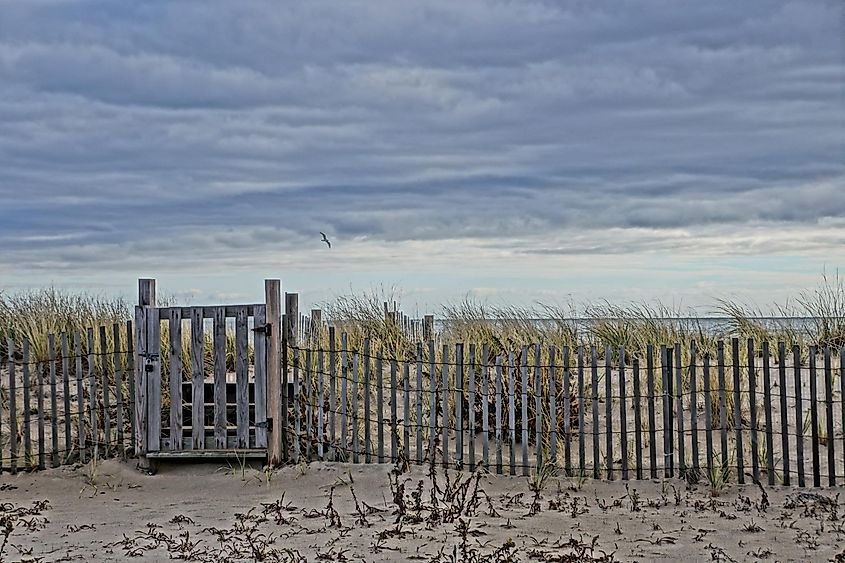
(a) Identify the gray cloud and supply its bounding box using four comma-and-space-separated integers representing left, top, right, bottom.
0, 0, 843, 282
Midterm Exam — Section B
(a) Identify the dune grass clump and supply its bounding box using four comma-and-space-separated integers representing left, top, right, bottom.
321, 285, 415, 359
440, 299, 581, 361
585, 301, 716, 363
798, 270, 845, 348
0, 287, 129, 363
714, 299, 802, 350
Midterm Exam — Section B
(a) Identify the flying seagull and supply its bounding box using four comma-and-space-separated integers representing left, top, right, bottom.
320, 232, 331, 248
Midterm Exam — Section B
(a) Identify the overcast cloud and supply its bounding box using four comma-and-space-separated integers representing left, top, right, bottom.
0, 0, 843, 308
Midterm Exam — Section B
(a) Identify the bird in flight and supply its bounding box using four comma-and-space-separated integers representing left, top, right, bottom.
320, 232, 331, 248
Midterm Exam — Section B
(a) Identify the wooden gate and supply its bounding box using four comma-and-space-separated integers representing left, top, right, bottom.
135, 301, 270, 459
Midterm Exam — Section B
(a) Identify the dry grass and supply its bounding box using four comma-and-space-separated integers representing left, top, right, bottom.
0, 287, 128, 363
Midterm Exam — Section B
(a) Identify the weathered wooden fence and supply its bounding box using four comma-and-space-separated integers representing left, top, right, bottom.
3, 279, 844, 490
282, 335, 845, 487
0, 323, 135, 473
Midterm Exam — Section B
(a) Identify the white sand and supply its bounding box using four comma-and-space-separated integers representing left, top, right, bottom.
2, 459, 845, 562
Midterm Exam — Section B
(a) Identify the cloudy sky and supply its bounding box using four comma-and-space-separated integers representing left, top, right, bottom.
0, 0, 843, 312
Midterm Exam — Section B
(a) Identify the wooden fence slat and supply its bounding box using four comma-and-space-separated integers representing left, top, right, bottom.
703, 352, 713, 480
376, 351, 386, 463
133, 308, 146, 458
317, 348, 325, 460
467, 344, 476, 470
1, 345, 3, 469
363, 340, 372, 464
328, 328, 336, 460
456, 343, 464, 469
403, 360, 410, 461
428, 340, 437, 464
731, 338, 744, 484
591, 346, 599, 479
646, 345, 657, 478
690, 340, 699, 473
73, 333, 85, 463
824, 347, 835, 486
190, 308, 204, 450
534, 344, 542, 471
413, 345, 421, 464
340, 333, 348, 461
235, 307, 249, 450
577, 346, 586, 476
495, 355, 503, 474
482, 345, 490, 469
99, 326, 112, 458
660, 345, 670, 478
777, 342, 790, 485
748, 339, 759, 484
327, 328, 335, 460
147, 315, 162, 454
351, 350, 359, 464
293, 347, 301, 463
22, 338, 33, 468
841, 347, 845, 481
364, 340, 372, 464
605, 345, 613, 479
378, 352, 385, 463
619, 345, 628, 480
508, 351, 517, 476
0, 343, 4, 468
794, 344, 805, 487
61, 333, 71, 461
633, 358, 642, 480
125, 320, 135, 454
86, 329, 98, 459
520, 346, 529, 476
674, 343, 684, 477
306, 349, 314, 459
33, 340, 46, 469
390, 356, 398, 463
49, 334, 59, 467
442, 344, 450, 468
717, 341, 728, 474
254, 306, 267, 449
8, 338, 17, 473
762, 342, 775, 485
809, 346, 820, 487
113, 323, 125, 455
549, 346, 557, 470
213, 307, 227, 450
563, 346, 572, 476
170, 309, 184, 451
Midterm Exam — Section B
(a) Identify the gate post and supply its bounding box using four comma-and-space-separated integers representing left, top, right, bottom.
135, 278, 156, 471
265, 280, 283, 466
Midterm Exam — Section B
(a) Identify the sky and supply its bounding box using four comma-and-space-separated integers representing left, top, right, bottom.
0, 0, 843, 314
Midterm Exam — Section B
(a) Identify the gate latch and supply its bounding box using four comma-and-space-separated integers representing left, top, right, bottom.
253, 323, 272, 336
256, 418, 273, 431
143, 353, 160, 373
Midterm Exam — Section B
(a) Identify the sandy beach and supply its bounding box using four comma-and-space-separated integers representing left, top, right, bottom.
2, 458, 845, 562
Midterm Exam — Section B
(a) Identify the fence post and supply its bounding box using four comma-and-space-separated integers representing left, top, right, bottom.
265, 280, 283, 466
423, 315, 434, 342
136, 278, 155, 471
310, 309, 322, 343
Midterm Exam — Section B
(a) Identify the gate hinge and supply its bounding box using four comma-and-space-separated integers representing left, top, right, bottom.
253, 323, 272, 336
256, 418, 273, 431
